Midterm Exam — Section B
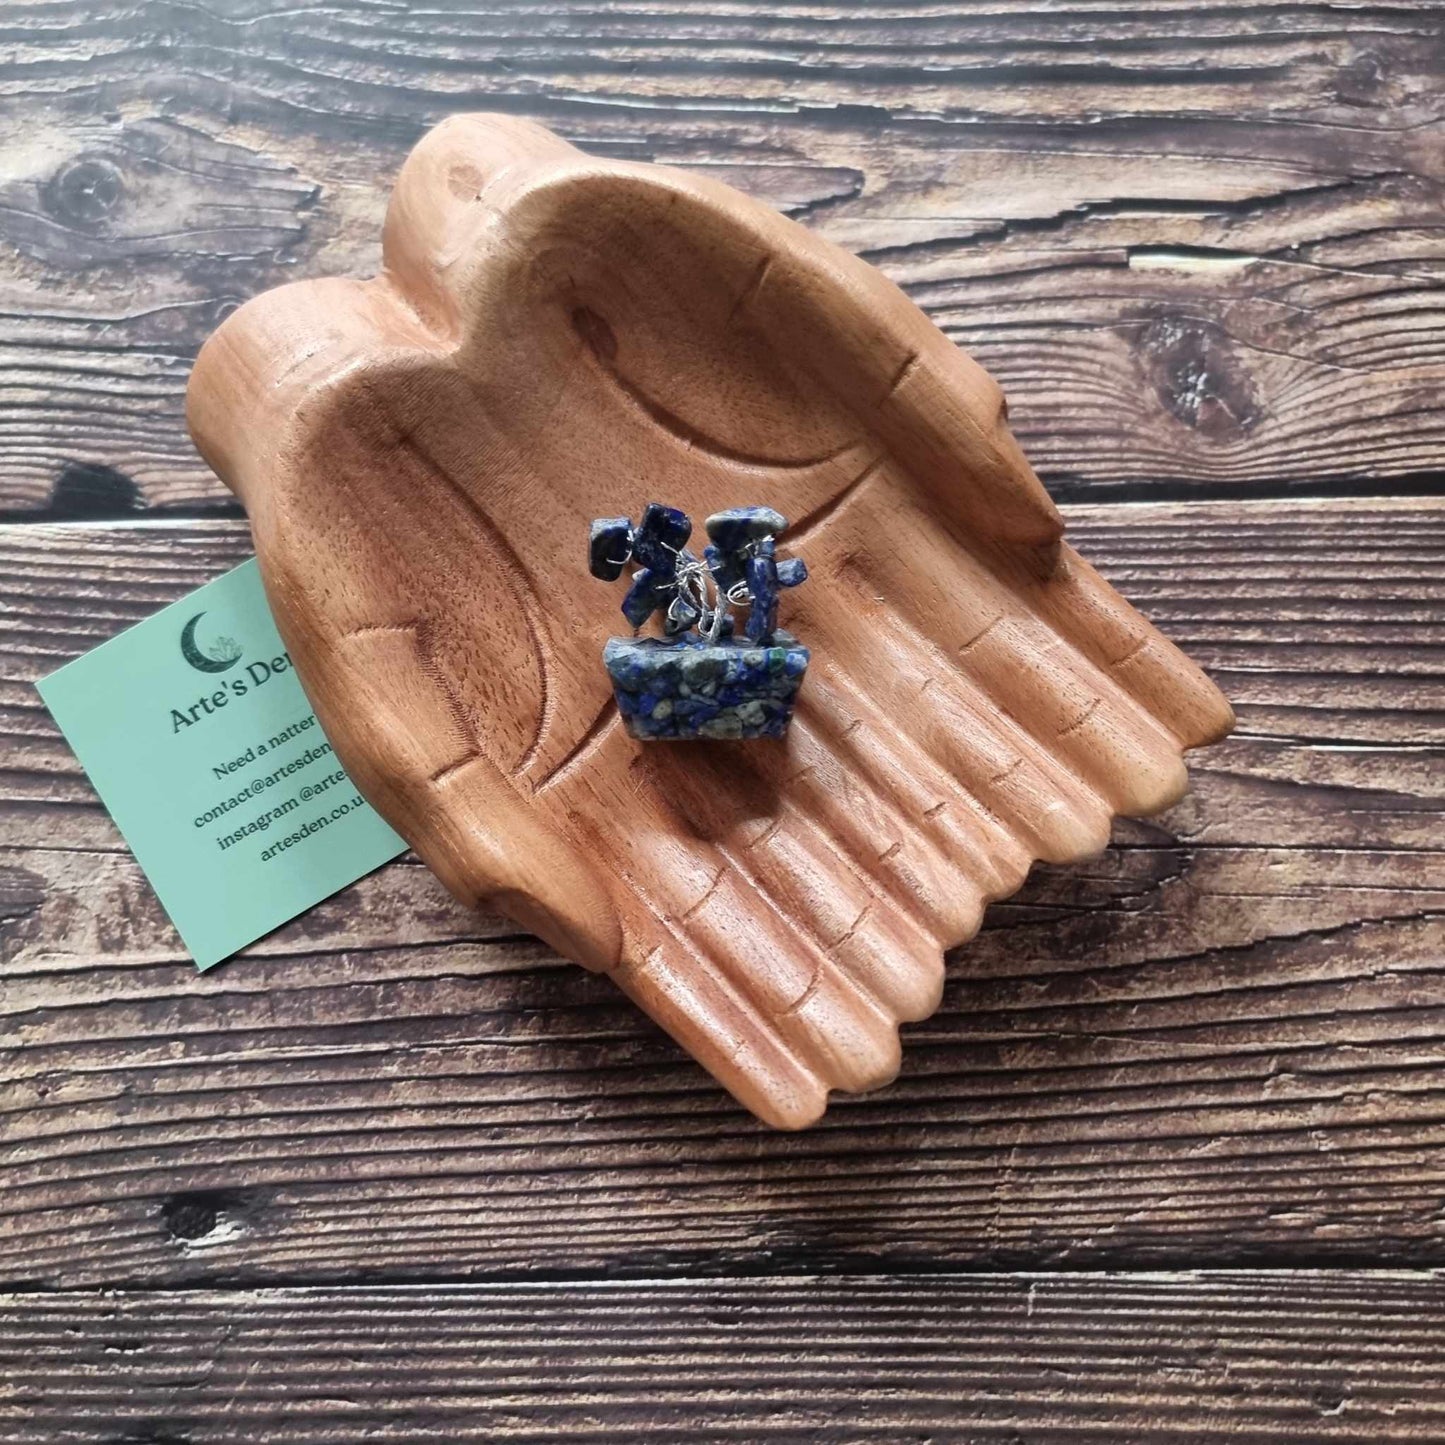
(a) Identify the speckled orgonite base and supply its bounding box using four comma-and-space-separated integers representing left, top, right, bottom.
604, 633, 809, 740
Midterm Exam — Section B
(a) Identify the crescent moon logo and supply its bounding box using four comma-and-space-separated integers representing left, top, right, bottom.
180, 612, 242, 673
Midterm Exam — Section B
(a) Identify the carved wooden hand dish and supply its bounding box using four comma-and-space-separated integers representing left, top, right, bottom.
187, 115, 1233, 1129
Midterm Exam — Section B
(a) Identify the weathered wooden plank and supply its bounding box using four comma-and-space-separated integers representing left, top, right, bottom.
3, 1274, 1444, 1443
0, 3, 1440, 514
1, 500, 1442, 1285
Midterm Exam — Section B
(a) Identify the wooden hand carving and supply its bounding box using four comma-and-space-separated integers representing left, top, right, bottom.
187, 114, 1234, 1129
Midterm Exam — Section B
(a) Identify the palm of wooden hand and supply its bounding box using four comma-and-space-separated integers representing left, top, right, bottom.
189, 115, 1233, 1128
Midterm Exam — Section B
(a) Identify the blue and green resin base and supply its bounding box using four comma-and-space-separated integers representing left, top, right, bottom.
604, 633, 809, 741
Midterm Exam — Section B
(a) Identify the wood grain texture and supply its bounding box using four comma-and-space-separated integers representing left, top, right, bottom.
3, 500, 1440, 1285
0, 2, 1441, 515
2, 0, 1440, 1429
4, 1274, 1445, 1443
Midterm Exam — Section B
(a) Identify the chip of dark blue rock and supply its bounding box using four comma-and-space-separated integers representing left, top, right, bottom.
589, 516, 634, 580
704, 505, 786, 554
704, 541, 744, 595
744, 552, 779, 644
664, 594, 701, 636
633, 502, 692, 568
622, 567, 671, 628
776, 556, 807, 588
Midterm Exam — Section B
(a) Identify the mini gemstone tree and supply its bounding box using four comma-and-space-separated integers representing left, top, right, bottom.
589, 503, 810, 740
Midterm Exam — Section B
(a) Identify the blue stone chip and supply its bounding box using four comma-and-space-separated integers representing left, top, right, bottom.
704, 506, 786, 553
621, 565, 672, 628
589, 517, 633, 580
633, 502, 692, 568
743, 550, 779, 645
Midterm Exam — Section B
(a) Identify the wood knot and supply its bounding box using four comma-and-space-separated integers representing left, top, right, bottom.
1334, 51, 1385, 108
50, 461, 143, 518
1141, 315, 1260, 437
160, 1189, 249, 1247
42, 155, 124, 229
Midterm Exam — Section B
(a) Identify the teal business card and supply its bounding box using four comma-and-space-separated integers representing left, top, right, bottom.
37, 557, 407, 968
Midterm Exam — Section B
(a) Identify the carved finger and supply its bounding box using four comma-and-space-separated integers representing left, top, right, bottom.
611, 942, 828, 1131
821, 486, 1193, 818
752, 715, 998, 950
381, 113, 582, 333
585, 761, 905, 1099
653, 752, 944, 1023
802, 583, 1114, 866
188, 275, 440, 516
1010, 547, 1237, 749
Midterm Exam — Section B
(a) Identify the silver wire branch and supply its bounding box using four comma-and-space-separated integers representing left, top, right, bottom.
654, 537, 776, 641
666, 554, 732, 642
